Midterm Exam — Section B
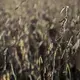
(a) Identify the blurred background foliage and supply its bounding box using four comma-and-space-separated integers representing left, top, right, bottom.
0, 0, 80, 80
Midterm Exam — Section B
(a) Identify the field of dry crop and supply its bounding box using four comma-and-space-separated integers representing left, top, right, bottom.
0, 0, 80, 80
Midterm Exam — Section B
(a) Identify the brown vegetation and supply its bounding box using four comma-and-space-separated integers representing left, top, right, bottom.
0, 0, 80, 80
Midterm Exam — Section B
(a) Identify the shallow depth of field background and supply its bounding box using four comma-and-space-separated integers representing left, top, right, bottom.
0, 0, 80, 80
